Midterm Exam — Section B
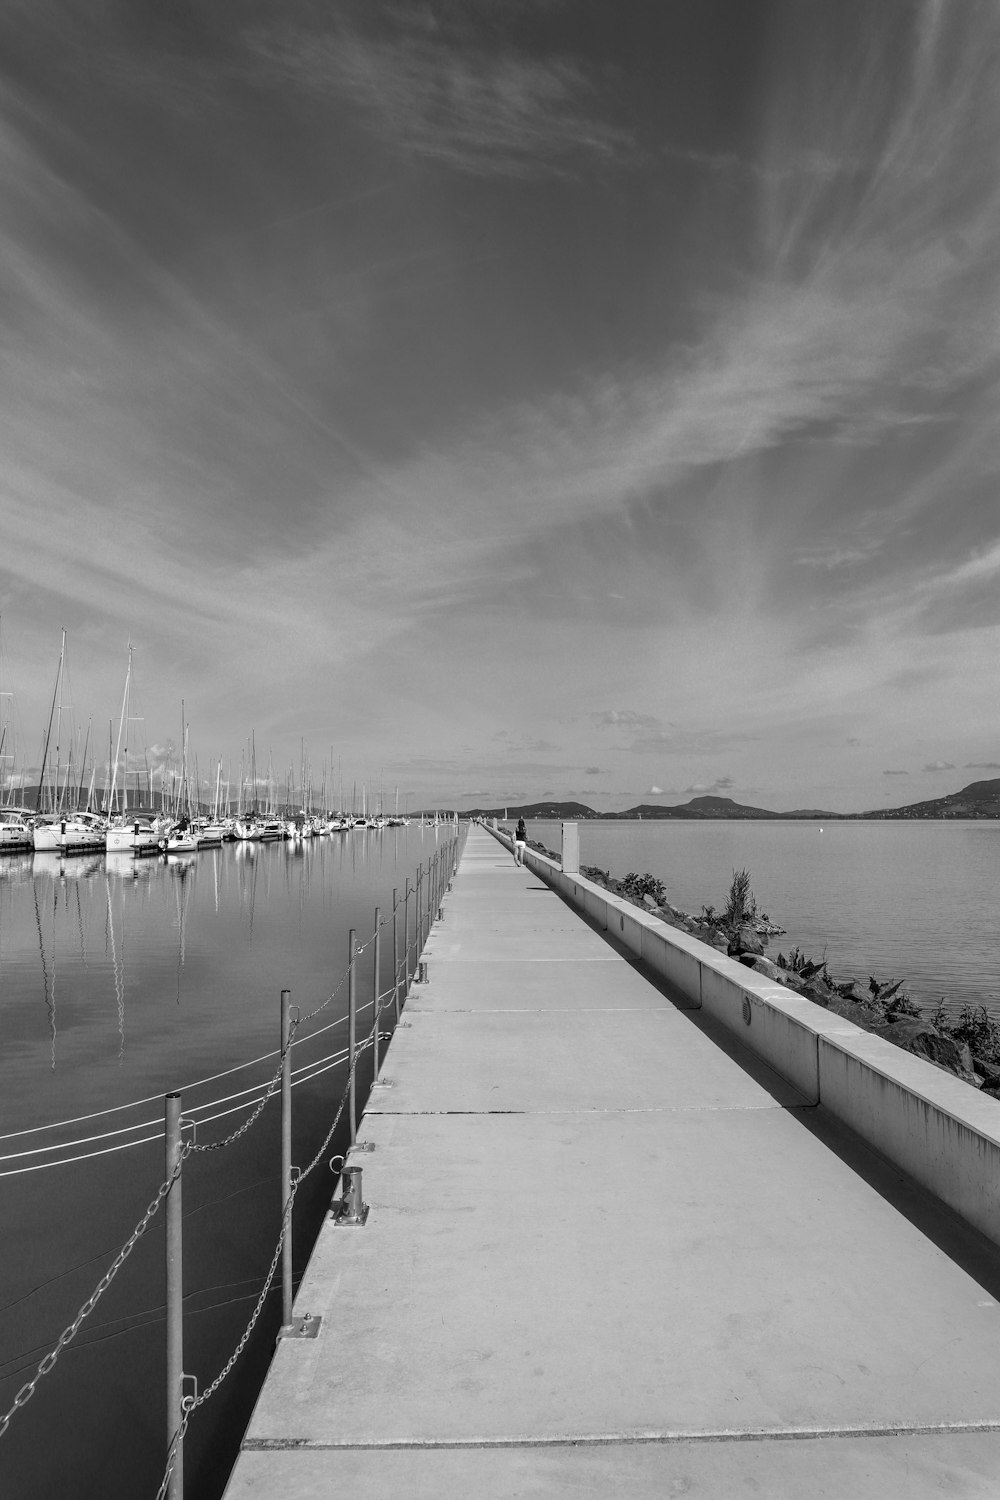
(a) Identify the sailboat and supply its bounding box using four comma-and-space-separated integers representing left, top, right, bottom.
32, 634, 105, 854
195, 759, 227, 845
104, 645, 161, 855
160, 703, 199, 854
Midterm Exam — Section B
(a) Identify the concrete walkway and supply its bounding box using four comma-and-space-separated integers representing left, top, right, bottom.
224, 826, 1000, 1497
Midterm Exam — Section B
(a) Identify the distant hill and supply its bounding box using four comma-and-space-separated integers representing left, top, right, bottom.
462, 800, 598, 820
467, 779, 1000, 821
467, 795, 828, 821
858, 777, 1000, 819
617, 795, 812, 820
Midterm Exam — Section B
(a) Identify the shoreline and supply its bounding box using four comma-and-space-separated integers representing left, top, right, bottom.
525, 843, 1000, 1103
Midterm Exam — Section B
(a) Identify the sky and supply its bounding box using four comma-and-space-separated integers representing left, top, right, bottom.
1, 0, 998, 814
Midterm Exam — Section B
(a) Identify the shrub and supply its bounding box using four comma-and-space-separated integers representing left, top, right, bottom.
723, 867, 756, 930
619, 871, 665, 904
949, 1005, 1000, 1064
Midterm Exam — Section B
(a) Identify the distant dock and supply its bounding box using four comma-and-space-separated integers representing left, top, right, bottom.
223, 824, 1000, 1497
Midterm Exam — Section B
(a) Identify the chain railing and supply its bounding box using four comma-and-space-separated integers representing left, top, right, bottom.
0, 829, 463, 1500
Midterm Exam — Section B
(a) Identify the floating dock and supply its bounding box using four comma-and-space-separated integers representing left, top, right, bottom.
224, 824, 1000, 1497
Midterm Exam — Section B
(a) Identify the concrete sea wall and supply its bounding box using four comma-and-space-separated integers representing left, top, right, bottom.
487, 822, 1000, 1250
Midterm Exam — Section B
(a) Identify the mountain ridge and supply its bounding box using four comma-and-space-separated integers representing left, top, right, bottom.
463, 778, 1000, 821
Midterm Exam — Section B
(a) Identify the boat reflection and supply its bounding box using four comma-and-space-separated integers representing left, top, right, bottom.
104, 851, 157, 883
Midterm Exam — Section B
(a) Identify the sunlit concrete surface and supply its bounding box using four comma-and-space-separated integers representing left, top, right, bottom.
224, 826, 1000, 1498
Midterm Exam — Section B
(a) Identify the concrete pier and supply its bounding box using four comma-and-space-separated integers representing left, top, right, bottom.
223, 825, 1000, 1497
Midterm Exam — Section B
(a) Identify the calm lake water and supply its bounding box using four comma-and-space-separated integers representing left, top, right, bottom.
2, 818, 998, 1497
0, 825, 453, 1500
530, 819, 1000, 1018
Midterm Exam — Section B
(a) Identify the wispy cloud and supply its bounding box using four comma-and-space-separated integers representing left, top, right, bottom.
592, 710, 661, 731
248, 9, 631, 178
629, 730, 751, 756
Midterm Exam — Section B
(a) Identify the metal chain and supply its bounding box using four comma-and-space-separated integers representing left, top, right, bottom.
156, 1425, 185, 1500
0, 1142, 192, 1441
189, 1022, 298, 1154
299, 896, 399, 1027
8, 860, 441, 1476
154, 1001, 382, 1497
187, 1204, 288, 1412
152, 837, 465, 1498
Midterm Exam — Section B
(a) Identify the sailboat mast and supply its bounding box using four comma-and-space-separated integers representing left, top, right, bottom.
36, 628, 65, 812
108, 643, 132, 817
77, 716, 91, 810
52, 631, 66, 813
251, 732, 257, 815
103, 718, 113, 813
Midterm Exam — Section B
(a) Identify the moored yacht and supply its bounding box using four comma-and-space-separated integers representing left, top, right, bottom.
0, 808, 34, 851
105, 817, 163, 856
193, 818, 226, 846
32, 810, 106, 854
160, 823, 199, 855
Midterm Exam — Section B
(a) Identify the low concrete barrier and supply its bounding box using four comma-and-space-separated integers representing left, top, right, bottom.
484, 822, 1000, 1249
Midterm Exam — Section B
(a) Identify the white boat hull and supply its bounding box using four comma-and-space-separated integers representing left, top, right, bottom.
106, 821, 161, 855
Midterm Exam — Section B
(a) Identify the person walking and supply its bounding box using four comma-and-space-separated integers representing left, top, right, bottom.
514, 817, 527, 866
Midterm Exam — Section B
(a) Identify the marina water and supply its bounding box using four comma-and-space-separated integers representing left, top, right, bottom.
0, 826, 447, 1499
2, 819, 998, 1496
530, 819, 1000, 1018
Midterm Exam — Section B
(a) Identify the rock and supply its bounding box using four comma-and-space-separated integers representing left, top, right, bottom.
800, 977, 835, 1007
973, 1056, 1000, 1088
727, 925, 764, 958
867, 1018, 979, 1085
654, 911, 684, 932
837, 980, 872, 1006
747, 955, 783, 981
824, 993, 879, 1028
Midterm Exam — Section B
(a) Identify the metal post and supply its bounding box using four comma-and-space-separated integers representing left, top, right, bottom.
372, 907, 381, 1081
348, 928, 357, 1146
416, 864, 423, 954
404, 878, 412, 997
392, 888, 400, 1022
165, 1093, 184, 1500
280, 989, 293, 1330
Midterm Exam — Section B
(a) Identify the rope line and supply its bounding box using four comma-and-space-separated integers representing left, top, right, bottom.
0, 896, 401, 1147
0, 837, 458, 1480
0, 1038, 353, 1170
0, 1140, 193, 1439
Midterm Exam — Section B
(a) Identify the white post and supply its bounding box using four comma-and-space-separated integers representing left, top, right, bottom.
561, 822, 579, 875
